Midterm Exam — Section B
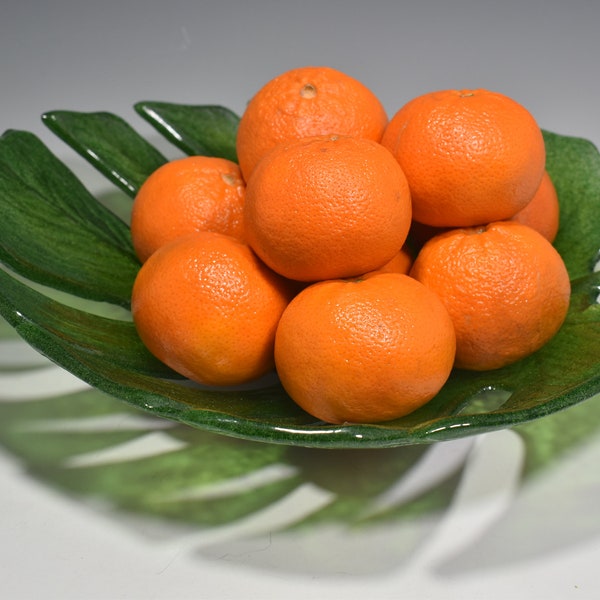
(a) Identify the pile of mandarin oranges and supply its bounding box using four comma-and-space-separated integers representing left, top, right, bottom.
130, 65, 571, 425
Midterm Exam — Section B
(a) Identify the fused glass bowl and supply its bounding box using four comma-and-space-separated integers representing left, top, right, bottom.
0, 103, 599, 448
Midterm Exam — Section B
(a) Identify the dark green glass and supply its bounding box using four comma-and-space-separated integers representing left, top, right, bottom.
0, 106, 598, 448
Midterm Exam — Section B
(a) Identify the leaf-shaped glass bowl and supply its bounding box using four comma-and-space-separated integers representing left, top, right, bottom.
1, 104, 599, 448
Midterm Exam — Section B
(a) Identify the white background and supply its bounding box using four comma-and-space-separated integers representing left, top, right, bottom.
1, 1, 600, 598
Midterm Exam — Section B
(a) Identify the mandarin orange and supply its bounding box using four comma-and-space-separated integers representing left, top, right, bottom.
410, 221, 571, 370
509, 170, 560, 242
274, 273, 456, 424
382, 89, 546, 227
131, 232, 295, 386
131, 156, 245, 263
364, 244, 413, 275
243, 134, 412, 282
236, 65, 388, 180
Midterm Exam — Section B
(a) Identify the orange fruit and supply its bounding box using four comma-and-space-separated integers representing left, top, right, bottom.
365, 244, 413, 275
409, 221, 571, 371
236, 65, 388, 180
509, 170, 560, 242
274, 273, 456, 424
131, 232, 295, 386
408, 170, 560, 249
131, 156, 245, 263
243, 134, 412, 282
382, 89, 546, 227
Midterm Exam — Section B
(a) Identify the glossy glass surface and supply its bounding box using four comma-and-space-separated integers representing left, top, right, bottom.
0, 105, 599, 448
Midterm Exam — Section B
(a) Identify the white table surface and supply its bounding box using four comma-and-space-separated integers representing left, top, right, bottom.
1, 1, 599, 598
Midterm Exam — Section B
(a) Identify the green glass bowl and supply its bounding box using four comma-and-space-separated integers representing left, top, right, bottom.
0, 103, 598, 448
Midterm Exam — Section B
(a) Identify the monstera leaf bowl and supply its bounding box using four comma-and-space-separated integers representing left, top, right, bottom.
0, 103, 599, 448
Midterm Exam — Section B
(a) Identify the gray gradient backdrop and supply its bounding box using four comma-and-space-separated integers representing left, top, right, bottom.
3, 0, 600, 151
